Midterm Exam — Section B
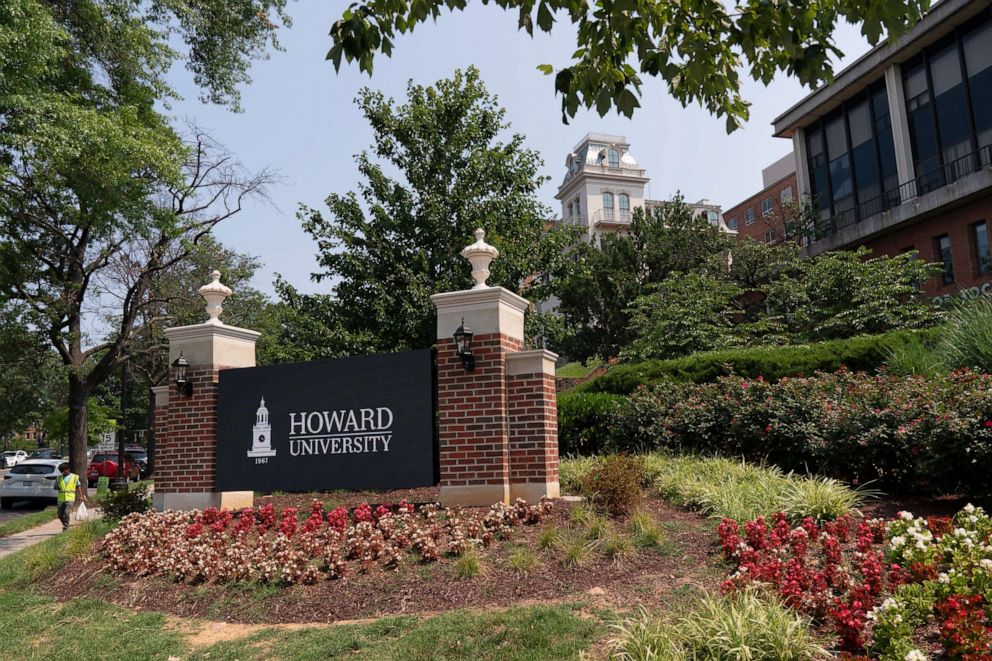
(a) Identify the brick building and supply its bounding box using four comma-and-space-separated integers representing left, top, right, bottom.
724, 154, 799, 245
770, 0, 992, 300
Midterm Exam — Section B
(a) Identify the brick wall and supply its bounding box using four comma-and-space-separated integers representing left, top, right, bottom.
436, 334, 522, 488
724, 173, 800, 244
862, 194, 992, 298
507, 371, 558, 486
155, 366, 219, 494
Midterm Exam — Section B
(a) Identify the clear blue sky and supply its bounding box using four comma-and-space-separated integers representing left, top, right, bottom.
165, 1, 872, 296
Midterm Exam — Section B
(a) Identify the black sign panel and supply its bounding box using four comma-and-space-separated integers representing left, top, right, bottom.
216, 350, 436, 492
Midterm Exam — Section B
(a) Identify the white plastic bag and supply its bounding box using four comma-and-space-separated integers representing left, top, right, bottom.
75, 502, 91, 522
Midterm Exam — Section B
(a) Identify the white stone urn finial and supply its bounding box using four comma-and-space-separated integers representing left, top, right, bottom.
460, 228, 500, 289
197, 269, 233, 324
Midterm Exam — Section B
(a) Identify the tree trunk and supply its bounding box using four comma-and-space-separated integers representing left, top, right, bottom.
67, 374, 89, 492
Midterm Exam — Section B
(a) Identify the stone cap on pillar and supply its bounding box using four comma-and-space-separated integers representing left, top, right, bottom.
163, 269, 260, 369
151, 385, 170, 407
506, 349, 559, 376
431, 287, 530, 343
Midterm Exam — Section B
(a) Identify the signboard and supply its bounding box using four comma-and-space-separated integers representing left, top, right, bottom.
216, 350, 436, 492
96, 476, 110, 497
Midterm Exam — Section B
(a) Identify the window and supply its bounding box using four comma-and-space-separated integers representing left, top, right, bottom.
974, 221, 991, 275
608, 148, 620, 168
10, 464, 56, 476
744, 208, 755, 225
964, 21, 992, 156
936, 234, 954, 284
764, 229, 779, 244
761, 197, 774, 216
780, 187, 793, 204
602, 192, 614, 221
727, 217, 738, 231
619, 194, 629, 211
707, 210, 719, 226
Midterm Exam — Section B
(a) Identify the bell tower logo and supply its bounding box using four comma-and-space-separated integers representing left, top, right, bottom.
247, 397, 276, 458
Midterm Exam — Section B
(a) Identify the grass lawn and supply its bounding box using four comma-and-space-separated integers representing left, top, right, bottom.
556, 359, 604, 379
0, 507, 58, 539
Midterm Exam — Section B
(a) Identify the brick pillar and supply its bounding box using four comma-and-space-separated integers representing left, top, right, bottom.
431, 286, 559, 506
506, 350, 560, 501
153, 322, 259, 511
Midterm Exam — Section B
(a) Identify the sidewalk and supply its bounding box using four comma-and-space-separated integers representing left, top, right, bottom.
0, 519, 67, 559
0, 510, 101, 560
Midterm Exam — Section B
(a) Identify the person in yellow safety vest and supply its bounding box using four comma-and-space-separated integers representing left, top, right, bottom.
55, 462, 86, 531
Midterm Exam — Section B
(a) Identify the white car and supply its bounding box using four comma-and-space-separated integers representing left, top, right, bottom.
0, 451, 28, 469
0, 460, 63, 508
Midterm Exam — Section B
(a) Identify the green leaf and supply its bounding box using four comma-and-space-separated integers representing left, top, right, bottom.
536, 2, 554, 32
536, 63, 554, 75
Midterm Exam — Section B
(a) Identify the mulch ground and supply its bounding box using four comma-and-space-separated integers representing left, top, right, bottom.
42, 494, 724, 625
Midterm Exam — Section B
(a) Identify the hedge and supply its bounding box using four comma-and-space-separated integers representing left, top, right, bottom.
586, 369, 992, 496
557, 392, 626, 456
572, 328, 942, 395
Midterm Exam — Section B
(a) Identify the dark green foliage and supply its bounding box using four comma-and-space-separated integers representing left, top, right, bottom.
100, 485, 152, 522
581, 455, 645, 518
556, 392, 625, 456
278, 68, 574, 359
329, 0, 928, 131
574, 328, 943, 395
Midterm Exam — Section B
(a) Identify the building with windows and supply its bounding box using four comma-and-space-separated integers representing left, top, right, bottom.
773, 0, 992, 298
724, 153, 799, 245
555, 133, 736, 241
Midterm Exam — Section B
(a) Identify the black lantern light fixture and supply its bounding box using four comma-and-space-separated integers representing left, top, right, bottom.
173, 352, 193, 396
453, 318, 475, 372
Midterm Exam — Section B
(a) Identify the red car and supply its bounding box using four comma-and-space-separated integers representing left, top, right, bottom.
87, 452, 140, 486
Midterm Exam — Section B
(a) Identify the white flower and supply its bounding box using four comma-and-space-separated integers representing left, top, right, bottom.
905, 650, 928, 661
965, 503, 976, 514
899, 511, 915, 521
980, 559, 992, 571
891, 535, 906, 548
938, 572, 950, 584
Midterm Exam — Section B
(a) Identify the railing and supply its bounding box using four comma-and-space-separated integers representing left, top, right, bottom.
815, 145, 992, 241
593, 209, 633, 225
579, 164, 647, 177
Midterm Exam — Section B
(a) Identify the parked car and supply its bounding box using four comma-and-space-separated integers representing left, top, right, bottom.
86, 453, 140, 486
0, 460, 62, 508
0, 451, 28, 469
28, 448, 62, 461
125, 448, 149, 478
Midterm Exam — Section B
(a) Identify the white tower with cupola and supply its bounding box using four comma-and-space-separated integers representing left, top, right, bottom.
555, 133, 650, 241
247, 397, 275, 458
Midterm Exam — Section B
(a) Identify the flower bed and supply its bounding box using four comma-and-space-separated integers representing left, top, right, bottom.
606, 368, 992, 494
718, 505, 992, 658
101, 498, 551, 585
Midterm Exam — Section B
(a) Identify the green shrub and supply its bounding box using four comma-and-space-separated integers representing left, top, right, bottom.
610, 591, 827, 660
559, 455, 597, 494
556, 391, 626, 455
940, 296, 992, 372
574, 328, 942, 394
885, 331, 946, 377
100, 484, 151, 521
599, 369, 992, 495
580, 455, 645, 518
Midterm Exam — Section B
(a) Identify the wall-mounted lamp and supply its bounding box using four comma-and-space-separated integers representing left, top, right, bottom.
453, 318, 475, 372
173, 352, 193, 396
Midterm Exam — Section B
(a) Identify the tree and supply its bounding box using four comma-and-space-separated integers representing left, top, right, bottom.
328, 0, 929, 130
0, 0, 285, 478
281, 67, 574, 358
622, 272, 743, 362
0, 305, 63, 447
554, 196, 730, 361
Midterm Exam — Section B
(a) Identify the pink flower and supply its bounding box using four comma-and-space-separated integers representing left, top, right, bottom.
984, 420, 992, 428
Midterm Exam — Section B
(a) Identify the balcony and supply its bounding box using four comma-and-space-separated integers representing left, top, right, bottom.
593, 208, 633, 227
809, 145, 992, 255
580, 164, 647, 178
